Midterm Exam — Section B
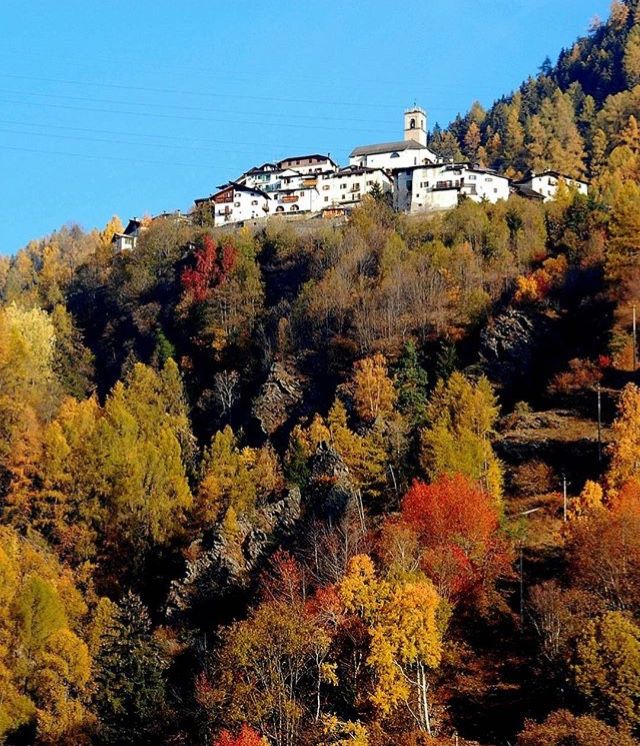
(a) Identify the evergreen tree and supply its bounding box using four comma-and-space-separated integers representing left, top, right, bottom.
394, 341, 429, 428
93, 592, 168, 745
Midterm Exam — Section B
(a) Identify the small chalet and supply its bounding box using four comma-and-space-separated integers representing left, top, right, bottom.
514, 170, 588, 202
195, 183, 271, 226
276, 154, 337, 175
112, 218, 143, 252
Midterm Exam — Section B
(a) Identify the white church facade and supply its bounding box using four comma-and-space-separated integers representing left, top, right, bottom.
349, 107, 438, 171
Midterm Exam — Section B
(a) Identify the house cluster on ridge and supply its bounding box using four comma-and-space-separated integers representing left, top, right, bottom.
113, 106, 589, 249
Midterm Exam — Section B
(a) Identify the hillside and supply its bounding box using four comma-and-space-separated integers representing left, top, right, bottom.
2, 3, 640, 746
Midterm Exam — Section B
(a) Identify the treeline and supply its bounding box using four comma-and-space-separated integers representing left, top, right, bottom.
430, 0, 640, 183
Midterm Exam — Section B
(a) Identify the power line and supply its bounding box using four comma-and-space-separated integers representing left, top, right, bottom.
0, 95, 390, 133
0, 70, 503, 99
0, 86, 399, 126
0, 126, 318, 159
0, 142, 218, 170
0, 72, 403, 110
0, 118, 327, 151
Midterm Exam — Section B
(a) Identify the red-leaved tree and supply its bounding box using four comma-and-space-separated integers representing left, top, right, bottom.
213, 725, 266, 746
182, 234, 238, 302
399, 473, 513, 609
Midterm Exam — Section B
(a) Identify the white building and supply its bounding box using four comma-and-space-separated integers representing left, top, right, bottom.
194, 182, 271, 226
317, 165, 393, 208
349, 107, 438, 171
395, 163, 510, 213
514, 170, 588, 202
238, 166, 304, 195
271, 184, 322, 214
112, 218, 143, 252
276, 154, 337, 176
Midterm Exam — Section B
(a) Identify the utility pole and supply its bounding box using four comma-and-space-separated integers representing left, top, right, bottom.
634, 304, 638, 373
562, 473, 568, 522
596, 383, 603, 465
519, 545, 524, 629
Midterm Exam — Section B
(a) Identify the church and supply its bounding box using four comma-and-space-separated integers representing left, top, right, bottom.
349, 106, 438, 171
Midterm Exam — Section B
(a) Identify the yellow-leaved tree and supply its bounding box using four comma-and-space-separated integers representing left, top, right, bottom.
197, 425, 283, 525
574, 611, 640, 730
607, 383, 640, 491
352, 353, 397, 424
339, 555, 443, 735
0, 525, 95, 743
4, 360, 194, 574
0, 303, 58, 465
420, 372, 503, 499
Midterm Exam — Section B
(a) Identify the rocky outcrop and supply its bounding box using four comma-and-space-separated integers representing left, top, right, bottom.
307, 442, 360, 521
251, 362, 304, 437
166, 486, 301, 621
479, 308, 552, 391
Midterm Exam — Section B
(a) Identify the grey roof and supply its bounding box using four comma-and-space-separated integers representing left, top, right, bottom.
517, 170, 588, 185
277, 154, 337, 167
511, 184, 545, 201
350, 140, 425, 157
334, 165, 390, 177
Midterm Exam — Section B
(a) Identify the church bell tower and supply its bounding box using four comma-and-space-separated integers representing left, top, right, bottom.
404, 105, 427, 147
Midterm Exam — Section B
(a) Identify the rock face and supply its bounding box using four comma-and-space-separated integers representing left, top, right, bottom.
251, 362, 304, 437
307, 442, 359, 521
479, 308, 552, 391
166, 487, 301, 621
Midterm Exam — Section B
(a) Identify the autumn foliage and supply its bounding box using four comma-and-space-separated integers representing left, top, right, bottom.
399, 474, 512, 606
214, 725, 267, 746
5, 4, 640, 741
181, 233, 238, 302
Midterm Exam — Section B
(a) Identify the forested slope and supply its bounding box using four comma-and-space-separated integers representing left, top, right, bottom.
3, 2, 640, 745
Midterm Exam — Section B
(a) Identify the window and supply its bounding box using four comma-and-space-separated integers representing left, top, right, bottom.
324, 196, 329, 202
391, 152, 400, 158
322, 185, 330, 191
234, 202, 241, 207
340, 183, 347, 189
494, 188, 498, 194
410, 118, 416, 129
486, 177, 493, 182
468, 174, 476, 181
251, 200, 258, 205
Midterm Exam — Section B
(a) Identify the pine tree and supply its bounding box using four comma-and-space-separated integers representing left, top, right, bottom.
394, 341, 429, 428
93, 592, 168, 745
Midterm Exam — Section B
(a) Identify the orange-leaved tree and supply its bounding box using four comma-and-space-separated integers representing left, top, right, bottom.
213, 724, 267, 746
399, 474, 513, 609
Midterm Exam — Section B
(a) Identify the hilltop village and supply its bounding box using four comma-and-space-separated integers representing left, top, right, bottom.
112, 105, 588, 251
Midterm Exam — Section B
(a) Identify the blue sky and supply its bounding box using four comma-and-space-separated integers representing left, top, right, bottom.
0, 0, 611, 255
